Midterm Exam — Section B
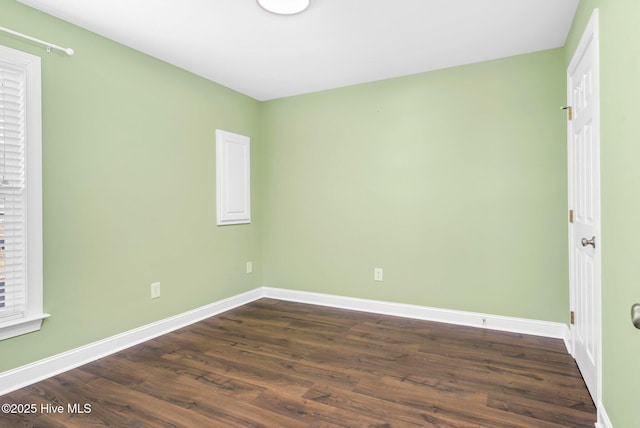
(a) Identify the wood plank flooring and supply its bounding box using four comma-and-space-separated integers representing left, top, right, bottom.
0, 299, 596, 427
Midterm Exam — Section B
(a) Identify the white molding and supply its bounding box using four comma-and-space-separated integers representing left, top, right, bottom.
262, 287, 571, 343
0, 313, 50, 341
0, 286, 573, 397
595, 399, 613, 428
0, 288, 263, 396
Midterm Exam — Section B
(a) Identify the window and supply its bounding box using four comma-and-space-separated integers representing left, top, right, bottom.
0, 44, 46, 340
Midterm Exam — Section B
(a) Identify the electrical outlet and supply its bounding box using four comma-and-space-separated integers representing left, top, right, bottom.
151, 282, 161, 299
246, 261, 253, 274
374, 268, 383, 282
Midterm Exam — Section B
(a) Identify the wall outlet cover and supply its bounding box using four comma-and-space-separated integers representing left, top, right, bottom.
151, 282, 161, 299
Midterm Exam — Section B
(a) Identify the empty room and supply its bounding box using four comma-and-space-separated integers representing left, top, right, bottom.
0, 0, 638, 426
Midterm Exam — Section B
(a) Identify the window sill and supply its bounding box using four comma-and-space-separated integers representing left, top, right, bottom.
0, 314, 51, 341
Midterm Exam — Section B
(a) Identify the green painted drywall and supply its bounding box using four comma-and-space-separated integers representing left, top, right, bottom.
0, 0, 262, 371
566, 1, 640, 426
5, 4, 615, 420
260, 49, 568, 322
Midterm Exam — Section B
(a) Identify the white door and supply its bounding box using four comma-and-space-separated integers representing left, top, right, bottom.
567, 10, 600, 404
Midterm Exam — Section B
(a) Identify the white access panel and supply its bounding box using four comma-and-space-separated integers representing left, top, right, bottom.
216, 130, 250, 225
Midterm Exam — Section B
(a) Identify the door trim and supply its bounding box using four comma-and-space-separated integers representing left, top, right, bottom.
567, 6, 602, 418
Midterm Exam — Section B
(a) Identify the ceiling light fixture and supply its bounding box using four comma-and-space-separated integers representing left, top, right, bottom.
257, 0, 310, 15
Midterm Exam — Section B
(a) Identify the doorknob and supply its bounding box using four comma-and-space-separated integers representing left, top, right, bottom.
632, 304, 640, 329
581, 236, 596, 248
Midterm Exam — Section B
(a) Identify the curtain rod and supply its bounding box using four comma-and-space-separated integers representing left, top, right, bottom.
0, 25, 74, 56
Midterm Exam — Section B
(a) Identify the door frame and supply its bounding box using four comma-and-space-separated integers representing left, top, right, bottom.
567, 7, 602, 416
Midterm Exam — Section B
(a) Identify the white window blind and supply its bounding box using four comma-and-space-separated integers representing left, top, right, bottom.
0, 44, 46, 341
0, 60, 27, 321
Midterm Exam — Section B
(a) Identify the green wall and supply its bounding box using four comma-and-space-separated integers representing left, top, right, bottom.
566, 1, 640, 426
8, 2, 637, 424
260, 49, 568, 322
0, 0, 262, 371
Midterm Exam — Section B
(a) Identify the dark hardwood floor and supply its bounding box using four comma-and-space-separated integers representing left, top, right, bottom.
0, 299, 596, 427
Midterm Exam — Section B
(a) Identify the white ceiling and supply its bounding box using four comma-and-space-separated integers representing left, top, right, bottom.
17, 0, 579, 101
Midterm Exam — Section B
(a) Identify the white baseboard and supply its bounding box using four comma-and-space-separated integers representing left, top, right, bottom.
1, 286, 572, 399
262, 288, 606, 428
263, 287, 571, 344
596, 399, 613, 428
0, 288, 264, 396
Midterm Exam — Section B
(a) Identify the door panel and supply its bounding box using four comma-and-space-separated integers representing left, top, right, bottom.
568, 10, 600, 404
